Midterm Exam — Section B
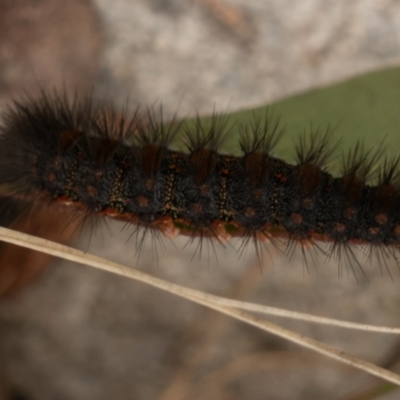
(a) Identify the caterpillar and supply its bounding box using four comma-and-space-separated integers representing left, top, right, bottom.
0, 90, 399, 273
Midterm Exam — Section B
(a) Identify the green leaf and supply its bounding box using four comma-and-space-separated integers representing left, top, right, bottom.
185, 67, 400, 170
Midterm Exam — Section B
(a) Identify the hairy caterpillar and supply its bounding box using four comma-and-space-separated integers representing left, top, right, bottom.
0, 90, 399, 274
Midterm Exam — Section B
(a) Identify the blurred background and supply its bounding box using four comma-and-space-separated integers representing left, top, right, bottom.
1, 1, 400, 399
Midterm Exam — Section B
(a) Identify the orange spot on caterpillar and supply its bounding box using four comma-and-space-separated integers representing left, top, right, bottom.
274, 172, 288, 182
31, 154, 39, 165
192, 203, 203, 214
145, 179, 154, 190
200, 184, 209, 195
253, 189, 263, 200
335, 223, 346, 233
137, 196, 149, 208
344, 207, 356, 220
302, 198, 313, 210
369, 227, 380, 236
291, 213, 303, 224
53, 156, 62, 169
245, 207, 256, 217
94, 170, 103, 180
375, 213, 388, 225
86, 186, 97, 197
47, 173, 57, 183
